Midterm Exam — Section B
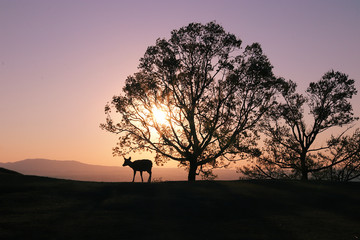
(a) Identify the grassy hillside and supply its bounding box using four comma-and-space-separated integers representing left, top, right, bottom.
0, 172, 359, 240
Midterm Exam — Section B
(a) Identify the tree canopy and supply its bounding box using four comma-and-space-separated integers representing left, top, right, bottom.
101, 22, 284, 181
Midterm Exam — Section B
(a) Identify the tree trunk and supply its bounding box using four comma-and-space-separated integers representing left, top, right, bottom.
188, 161, 197, 181
300, 152, 308, 181
301, 171, 308, 181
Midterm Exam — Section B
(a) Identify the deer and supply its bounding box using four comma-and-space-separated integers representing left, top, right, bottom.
122, 157, 153, 183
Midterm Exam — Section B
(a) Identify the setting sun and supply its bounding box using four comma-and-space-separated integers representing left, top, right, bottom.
152, 106, 169, 126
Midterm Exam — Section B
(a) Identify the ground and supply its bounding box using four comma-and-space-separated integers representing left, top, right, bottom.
0, 171, 359, 240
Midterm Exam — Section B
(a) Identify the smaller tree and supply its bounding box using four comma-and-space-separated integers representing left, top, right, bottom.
239, 70, 358, 180
313, 129, 360, 181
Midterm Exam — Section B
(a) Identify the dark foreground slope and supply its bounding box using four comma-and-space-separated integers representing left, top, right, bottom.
0, 167, 22, 175
0, 173, 359, 240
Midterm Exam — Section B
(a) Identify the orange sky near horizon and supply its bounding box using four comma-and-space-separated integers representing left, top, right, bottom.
1, 0, 359, 168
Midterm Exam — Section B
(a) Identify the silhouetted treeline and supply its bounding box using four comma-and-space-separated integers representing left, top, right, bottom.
102, 22, 359, 181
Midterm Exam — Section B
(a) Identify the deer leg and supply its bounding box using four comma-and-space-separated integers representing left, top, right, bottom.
140, 171, 144, 182
132, 171, 136, 182
148, 170, 152, 183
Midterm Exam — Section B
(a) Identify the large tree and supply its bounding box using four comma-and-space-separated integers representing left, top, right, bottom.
239, 70, 358, 180
101, 22, 283, 181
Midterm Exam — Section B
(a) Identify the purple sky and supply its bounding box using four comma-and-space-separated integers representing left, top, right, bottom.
1, 0, 359, 166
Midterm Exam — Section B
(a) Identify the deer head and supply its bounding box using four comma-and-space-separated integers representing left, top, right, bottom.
123, 157, 131, 167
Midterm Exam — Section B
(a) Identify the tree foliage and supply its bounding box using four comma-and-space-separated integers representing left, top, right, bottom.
101, 22, 284, 181
313, 129, 360, 181
239, 70, 358, 180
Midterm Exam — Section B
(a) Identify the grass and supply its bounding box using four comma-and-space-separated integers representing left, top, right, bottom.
0, 172, 359, 240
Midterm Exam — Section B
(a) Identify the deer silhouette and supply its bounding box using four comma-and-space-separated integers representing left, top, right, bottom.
123, 157, 153, 183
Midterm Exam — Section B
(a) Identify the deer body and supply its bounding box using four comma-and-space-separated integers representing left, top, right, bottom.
123, 157, 152, 182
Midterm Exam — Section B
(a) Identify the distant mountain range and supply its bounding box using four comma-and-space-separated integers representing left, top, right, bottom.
0, 159, 239, 182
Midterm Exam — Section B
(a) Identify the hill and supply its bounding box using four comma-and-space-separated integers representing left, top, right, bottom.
0, 158, 133, 181
0, 173, 359, 240
0, 158, 239, 182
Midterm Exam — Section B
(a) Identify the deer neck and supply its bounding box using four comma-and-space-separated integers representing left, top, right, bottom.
128, 161, 135, 168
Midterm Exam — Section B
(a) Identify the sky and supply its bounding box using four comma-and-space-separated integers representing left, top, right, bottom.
1, 0, 360, 167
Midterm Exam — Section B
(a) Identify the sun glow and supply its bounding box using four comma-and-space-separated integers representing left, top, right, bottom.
152, 106, 169, 126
